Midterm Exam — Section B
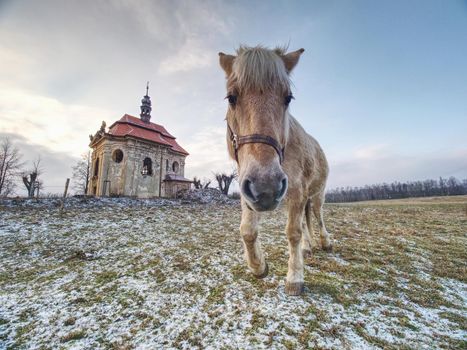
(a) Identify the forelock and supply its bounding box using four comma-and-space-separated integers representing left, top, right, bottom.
230, 45, 290, 92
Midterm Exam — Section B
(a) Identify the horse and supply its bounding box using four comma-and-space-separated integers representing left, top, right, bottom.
218, 45, 332, 296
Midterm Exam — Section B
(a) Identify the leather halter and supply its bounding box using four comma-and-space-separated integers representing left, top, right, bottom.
227, 123, 285, 164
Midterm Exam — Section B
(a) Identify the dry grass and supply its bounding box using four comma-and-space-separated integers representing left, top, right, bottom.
0, 196, 465, 349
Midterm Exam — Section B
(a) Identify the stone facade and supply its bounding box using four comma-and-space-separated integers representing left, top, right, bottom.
87, 89, 191, 198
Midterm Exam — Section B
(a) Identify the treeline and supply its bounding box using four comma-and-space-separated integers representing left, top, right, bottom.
326, 177, 467, 203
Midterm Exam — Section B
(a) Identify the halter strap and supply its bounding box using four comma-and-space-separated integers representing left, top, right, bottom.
227, 124, 285, 164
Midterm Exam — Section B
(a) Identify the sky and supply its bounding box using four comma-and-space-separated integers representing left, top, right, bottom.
1, 0, 466, 195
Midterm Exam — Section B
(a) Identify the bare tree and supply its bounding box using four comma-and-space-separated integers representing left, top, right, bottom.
193, 176, 211, 189
202, 179, 211, 189
214, 170, 237, 195
193, 177, 202, 189
72, 152, 91, 194
325, 176, 467, 203
22, 156, 42, 198
0, 138, 24, 197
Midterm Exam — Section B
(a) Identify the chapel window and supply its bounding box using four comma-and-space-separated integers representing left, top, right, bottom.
94, 158, 99, 176
172, 161, 179, 173
112, 149, 124, 163
142, 157, 153, 176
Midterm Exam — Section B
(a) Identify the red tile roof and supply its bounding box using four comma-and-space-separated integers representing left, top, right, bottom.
107, 114, 189, 155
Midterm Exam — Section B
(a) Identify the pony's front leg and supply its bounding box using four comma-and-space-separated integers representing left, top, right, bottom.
239, 200, 268, 278
285, 200, 306, 296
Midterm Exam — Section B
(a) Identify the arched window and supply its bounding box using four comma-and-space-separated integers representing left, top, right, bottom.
166, 159, 169, 172
142, 157, 153, 176
112, 149, 123, 163
94, 158, 99, 176
172, 161, 179, 173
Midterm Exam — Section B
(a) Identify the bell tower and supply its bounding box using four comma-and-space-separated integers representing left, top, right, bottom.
140, 81, 152, 123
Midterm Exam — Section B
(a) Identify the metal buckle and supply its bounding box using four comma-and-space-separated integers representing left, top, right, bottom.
232, 134, 238, 149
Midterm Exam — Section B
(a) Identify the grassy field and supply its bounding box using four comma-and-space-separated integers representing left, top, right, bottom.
0, 196, 466, 349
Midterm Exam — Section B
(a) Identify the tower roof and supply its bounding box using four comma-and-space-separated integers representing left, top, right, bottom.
140, 82, 152, 123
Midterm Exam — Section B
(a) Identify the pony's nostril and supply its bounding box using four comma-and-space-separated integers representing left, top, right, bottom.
242, 179, 258, 202
277, 177, 288, 200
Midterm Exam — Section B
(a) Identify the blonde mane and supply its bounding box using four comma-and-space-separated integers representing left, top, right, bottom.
231, 45, 290, 92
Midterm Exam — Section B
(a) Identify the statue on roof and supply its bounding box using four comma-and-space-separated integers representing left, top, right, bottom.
89, 121, 107, 143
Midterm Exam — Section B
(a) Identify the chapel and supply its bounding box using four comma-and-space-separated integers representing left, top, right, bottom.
87, 85, 191, 198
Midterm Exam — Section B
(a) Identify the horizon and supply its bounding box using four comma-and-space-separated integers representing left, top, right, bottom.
1, 0, 467, 195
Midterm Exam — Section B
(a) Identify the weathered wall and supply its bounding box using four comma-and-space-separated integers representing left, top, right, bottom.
122, 139, 162, 198
164, 181, 191, 197
88, 136, 188, 198
161, 150, 187, 197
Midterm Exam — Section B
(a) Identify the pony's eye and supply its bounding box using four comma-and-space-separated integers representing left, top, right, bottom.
284, 94, 294, 106
226, 94, 237, 106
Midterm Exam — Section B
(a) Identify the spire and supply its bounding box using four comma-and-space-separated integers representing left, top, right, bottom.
140, 81, 152, 123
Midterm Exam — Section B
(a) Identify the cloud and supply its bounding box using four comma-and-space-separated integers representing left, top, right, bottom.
0, 132, 80, 196
111, 0, 181, 43
0, 85, 115, 157
353, 143, 389, 160
183, 126, 236, 181
328, 146, 467, 189
158, 36, 214, 74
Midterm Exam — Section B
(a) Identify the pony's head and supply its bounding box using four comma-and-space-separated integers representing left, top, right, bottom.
219, 45, 304, 211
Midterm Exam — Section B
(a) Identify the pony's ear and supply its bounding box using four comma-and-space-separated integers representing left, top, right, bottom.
219, 52, 236, 77
281, 48, 305, 73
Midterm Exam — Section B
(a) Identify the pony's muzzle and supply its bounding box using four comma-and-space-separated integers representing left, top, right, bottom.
241, 174, 288, 211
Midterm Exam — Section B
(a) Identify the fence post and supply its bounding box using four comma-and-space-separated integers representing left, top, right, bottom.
59, 178, 70, 215
63, 178, 70, 198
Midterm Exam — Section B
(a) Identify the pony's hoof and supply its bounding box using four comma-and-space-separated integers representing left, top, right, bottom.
285, 282, 304, 296
302, 249, 312, 259
253, 262, 269, 279
322, 244, 333, 253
